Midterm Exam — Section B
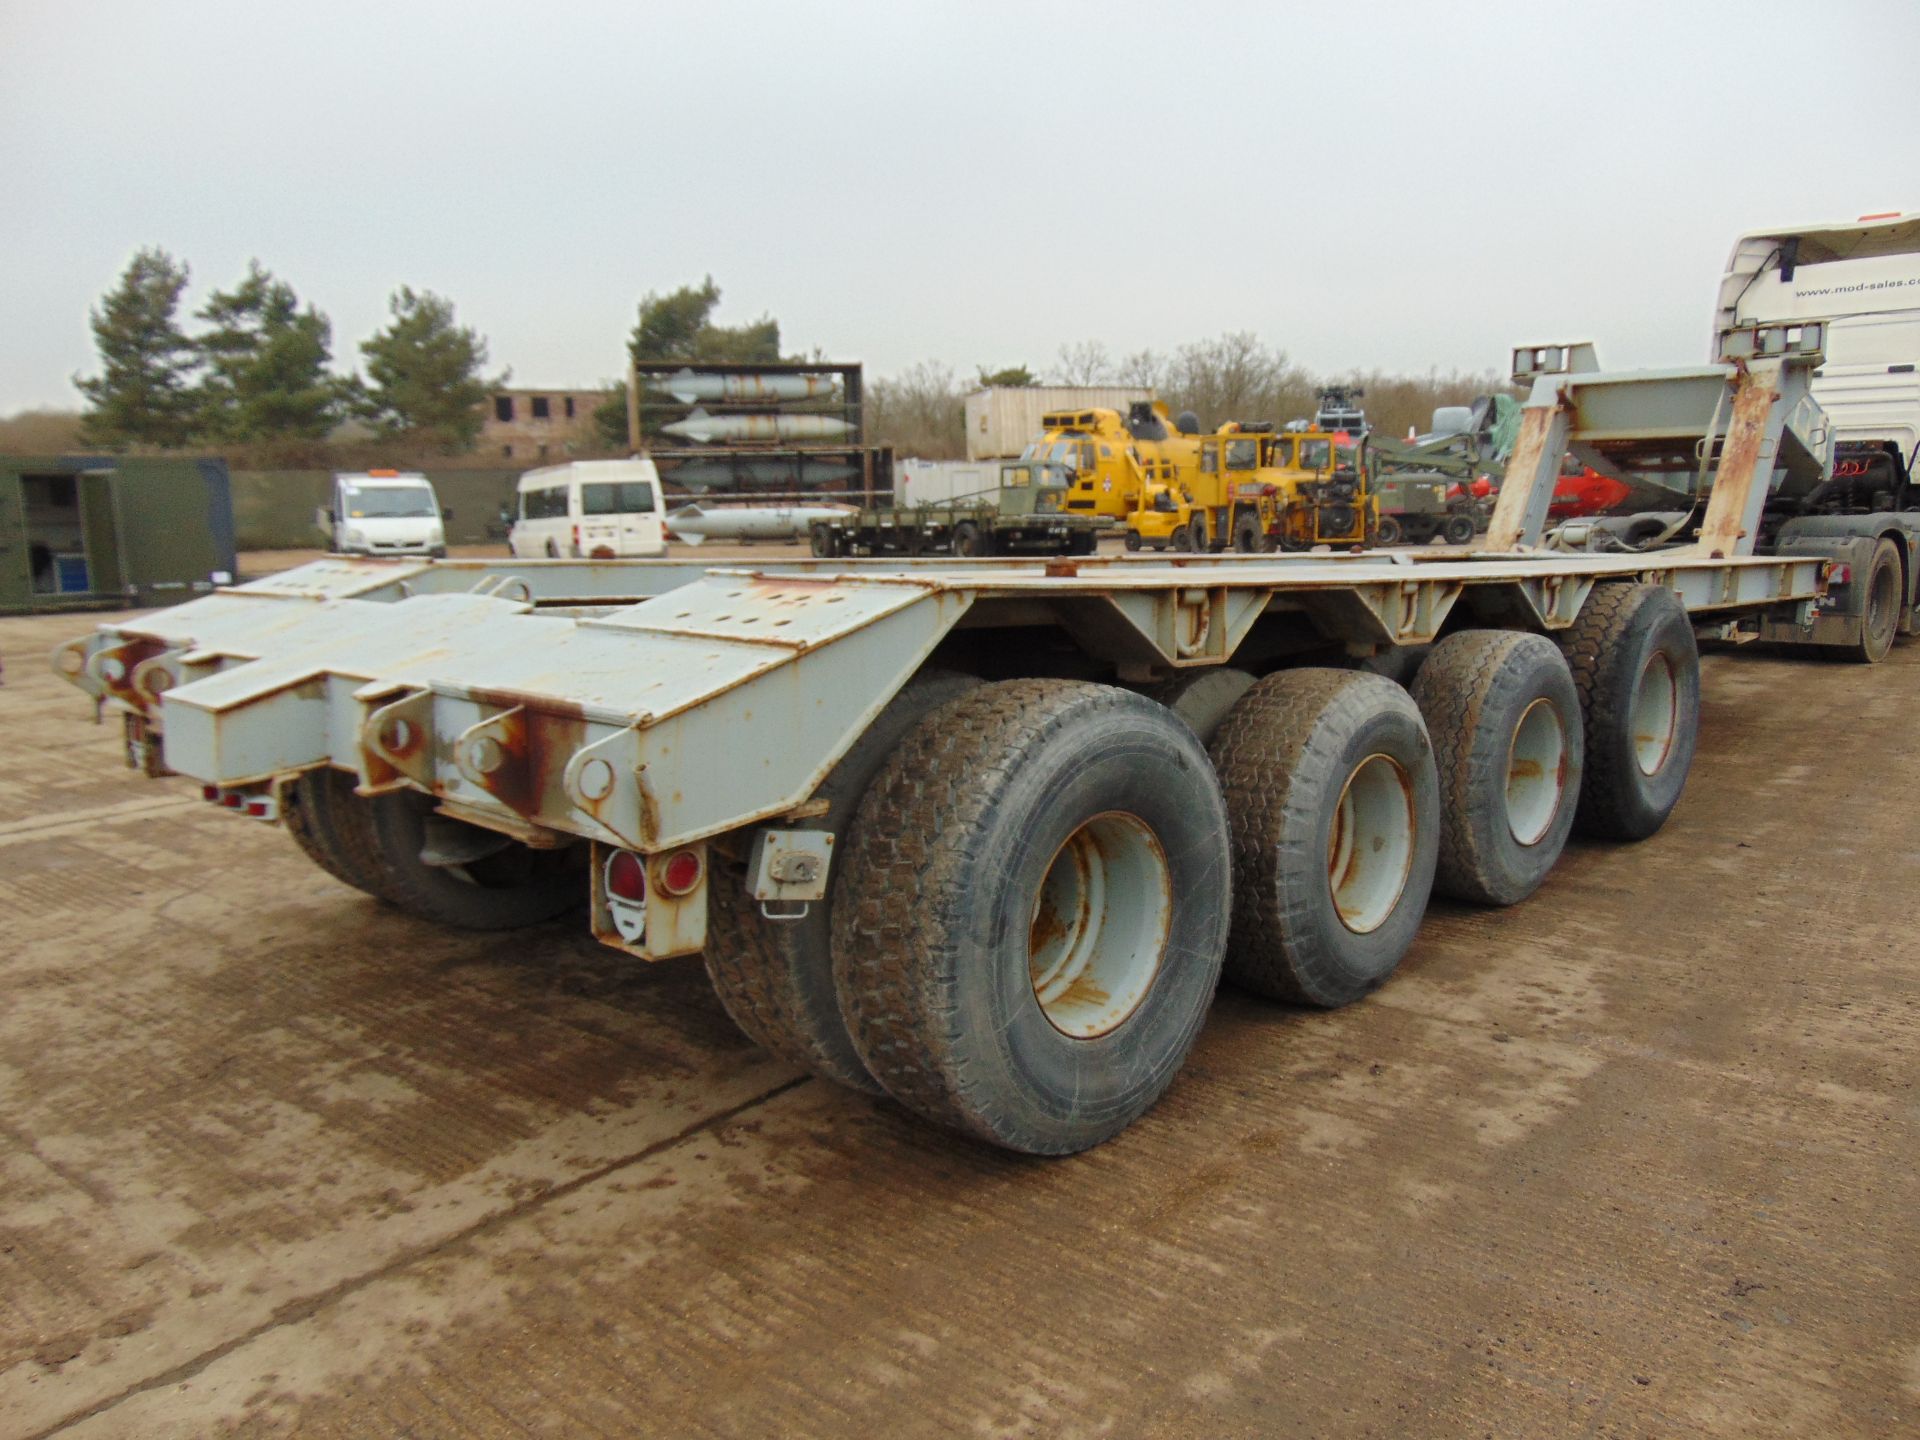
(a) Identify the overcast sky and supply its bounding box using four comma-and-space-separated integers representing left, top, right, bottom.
2, 0, 1915, 413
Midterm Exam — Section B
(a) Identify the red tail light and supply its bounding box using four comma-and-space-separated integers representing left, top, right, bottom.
656, 848, 705, 897
606, 849, 647, 902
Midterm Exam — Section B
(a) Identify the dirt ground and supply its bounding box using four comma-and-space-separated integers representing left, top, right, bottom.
0, 598, 1916, 1440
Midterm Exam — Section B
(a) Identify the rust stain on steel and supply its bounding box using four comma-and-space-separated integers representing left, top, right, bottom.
464, 688, 587, 821
1697, 368, 1779, 560
97, 638, 167, 714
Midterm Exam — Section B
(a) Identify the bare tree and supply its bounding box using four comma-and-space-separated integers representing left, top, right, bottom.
867, 360, 966, 458
1050, 340, 1114, 386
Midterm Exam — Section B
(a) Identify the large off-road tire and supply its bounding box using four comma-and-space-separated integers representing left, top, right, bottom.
1839, 537, 1902, 664
360, 792, 585, 930
1144, 666, 1255, 746
1232, 512, 1263, 553
832, 681, 1232, 1155
283, 767, 387, 896
704, 670, 982, 1093
1374, 514, 1403, 546
1442, 513, 1478, 546
1556, 582, 1700, 841
1209, 669, 1440, 1008
1410, 630, 1583, 906
951, 522, 985, 558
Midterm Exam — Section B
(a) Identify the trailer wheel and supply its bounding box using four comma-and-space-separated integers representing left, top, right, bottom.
1375, 514, 1403, 546
1556, 582, 1700, 841
1839, 537, 1902, 664
1411, 631, 1583, 905
809, 524, 834, 558
833, 681, 1231, 1154
704, 670, 981, 1093
283, 767, 388, 897
357, 793, 584, 930
952, 522, 985, 558
1209, 669, 1440, 1008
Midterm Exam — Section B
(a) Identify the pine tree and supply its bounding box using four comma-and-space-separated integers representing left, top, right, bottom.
356, 287, 499, 452
74, 247, 201, 447
197, 260, 343, 442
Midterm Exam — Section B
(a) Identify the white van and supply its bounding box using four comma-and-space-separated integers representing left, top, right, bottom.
319, 471, 447, 557
509, 459, 667, 559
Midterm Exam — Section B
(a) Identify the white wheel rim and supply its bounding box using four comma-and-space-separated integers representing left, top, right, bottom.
1028, 812, 1172, 1039
1505, 697, 1567, 846
1632, 653, 1678, 776
1327, 755, 1415, 935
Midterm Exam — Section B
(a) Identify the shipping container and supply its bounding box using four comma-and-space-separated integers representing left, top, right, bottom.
894, 458, 1005, 507
963, 386, 1155, 460
0, 456, 235, 615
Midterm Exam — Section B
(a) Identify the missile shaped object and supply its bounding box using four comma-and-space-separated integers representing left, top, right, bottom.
650, 369, 838, 405
660, 457, 861, 491
665, 503, 854, 545
660, 408, 853, 445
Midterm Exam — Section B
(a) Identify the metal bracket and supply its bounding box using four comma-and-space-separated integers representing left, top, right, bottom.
748, 828, 835, 905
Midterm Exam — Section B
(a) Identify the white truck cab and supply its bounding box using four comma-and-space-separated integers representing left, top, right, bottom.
509, 459, 666, 559
319, 471, 447, 558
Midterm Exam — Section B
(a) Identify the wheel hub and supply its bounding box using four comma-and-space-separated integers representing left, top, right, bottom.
1327, 754, 1416, 934
1029, 812, 1172, 1039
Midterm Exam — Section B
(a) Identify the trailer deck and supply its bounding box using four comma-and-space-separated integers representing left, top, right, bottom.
54, 548, 1823, 859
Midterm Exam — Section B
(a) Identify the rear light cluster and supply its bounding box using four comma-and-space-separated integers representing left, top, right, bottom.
601, 846, 705, 946
1828, 562, 1853, 585
201, 784, 279, 822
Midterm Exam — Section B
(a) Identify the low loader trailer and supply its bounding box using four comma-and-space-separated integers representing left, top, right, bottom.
50, 319, 1918, 1156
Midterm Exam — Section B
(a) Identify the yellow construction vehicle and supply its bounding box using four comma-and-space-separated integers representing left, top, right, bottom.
1018, 401, 1375, 552
1124, 423, 1376, 552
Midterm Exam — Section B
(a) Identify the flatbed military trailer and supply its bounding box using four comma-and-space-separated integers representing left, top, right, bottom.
809, 501, 1104, 558
49, 320, 1915, 1156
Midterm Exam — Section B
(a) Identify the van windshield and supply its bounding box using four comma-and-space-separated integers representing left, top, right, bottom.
343, 485, 436, 518
581, 481, 657, 515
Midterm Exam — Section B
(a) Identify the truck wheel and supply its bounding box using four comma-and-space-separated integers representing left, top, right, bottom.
1839, 537, 1902, 663
952, 522, 984, 558
283, 767, 388, 896
1232, 513, 1260, 553
1410, 631, 1583, 906
1144, 666, 1255, 745
1209, 670, 1440, 1008
704, 670, 981, 1093
809, 524, 834, 558
1123, 531, 1142, 552
833, 681, 1231, 1154
1442, 513, 1477, 546
361, 793, 585, 930
1556, 583, 1700, 841
1069, 530, 1098, 556
1375, 514, 1403, 546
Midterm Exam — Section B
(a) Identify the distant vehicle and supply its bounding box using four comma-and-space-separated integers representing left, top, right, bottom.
319, 470, 446, 558
509, 459, 666, 560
